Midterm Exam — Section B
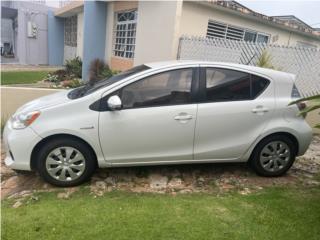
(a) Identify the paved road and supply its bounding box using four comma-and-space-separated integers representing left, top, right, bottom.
1, 86, 63, 119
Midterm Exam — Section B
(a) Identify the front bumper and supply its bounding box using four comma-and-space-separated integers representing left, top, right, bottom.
3, 120, 42, 171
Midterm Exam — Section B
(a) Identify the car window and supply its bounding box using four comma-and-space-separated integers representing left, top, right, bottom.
68, 65, 150, 99
251, 75, 270, 98
206, 68, 251, 102
120, 68, 193, 109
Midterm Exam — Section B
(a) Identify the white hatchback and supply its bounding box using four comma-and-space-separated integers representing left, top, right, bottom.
3, 61, 313, 186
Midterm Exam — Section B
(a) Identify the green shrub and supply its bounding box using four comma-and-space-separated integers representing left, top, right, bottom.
89, 58, 115, 85
61, 79, 82, 88
65, 56, 82, 78
256, 50, 276, 69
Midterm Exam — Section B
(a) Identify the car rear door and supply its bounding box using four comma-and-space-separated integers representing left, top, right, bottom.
194, 66, 275, 161
98, 66, 199, 165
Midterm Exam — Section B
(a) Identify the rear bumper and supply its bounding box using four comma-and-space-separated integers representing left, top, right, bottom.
3, 120, 42, 171
296, 121, 313, 156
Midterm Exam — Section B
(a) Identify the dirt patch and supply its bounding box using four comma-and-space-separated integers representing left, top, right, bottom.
1, 136, 320, 200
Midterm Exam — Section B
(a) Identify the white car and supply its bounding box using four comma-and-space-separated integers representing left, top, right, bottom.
3, 61, 312, 187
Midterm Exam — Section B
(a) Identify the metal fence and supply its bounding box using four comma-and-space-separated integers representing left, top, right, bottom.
177, 36, 320, 97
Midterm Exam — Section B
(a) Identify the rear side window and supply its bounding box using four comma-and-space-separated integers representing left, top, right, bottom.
251, 75, 270, 98
206, 68, 251, 101
205, 68, 270, 102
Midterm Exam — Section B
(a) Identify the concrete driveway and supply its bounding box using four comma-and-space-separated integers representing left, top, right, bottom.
1, 86, 63, 119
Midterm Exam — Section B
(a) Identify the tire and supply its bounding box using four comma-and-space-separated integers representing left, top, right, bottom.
36, 137, 96, 187
250, 135, 296, 177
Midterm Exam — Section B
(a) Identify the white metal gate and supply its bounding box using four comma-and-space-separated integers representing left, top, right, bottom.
178, 36, 320, 97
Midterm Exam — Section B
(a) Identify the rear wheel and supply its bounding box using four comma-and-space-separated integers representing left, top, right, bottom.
36, 138, 96, 187
250, 135, 296, 177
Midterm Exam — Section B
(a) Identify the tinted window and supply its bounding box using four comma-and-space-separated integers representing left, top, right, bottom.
121, 69, 193, 109
251, 75, 270, 98
68, 65, 150, 99
206, 68, 251, 101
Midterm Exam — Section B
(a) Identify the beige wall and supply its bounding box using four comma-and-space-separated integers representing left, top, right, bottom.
105, 1, 138, 70
110, 56, 133, 71
133, 0, 183, 65
179, 2, 320, 48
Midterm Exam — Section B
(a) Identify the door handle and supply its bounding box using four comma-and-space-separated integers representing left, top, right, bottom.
174, 113, 193, 121
252, 105, 269, 114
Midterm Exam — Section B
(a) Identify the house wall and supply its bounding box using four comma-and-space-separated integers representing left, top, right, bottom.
14, 1, 50, 65
76, 12, 83, 59
63, 45, 77, 62
133, 0, 183, 66
179, 2, 320, 48
107, 1, 138, 71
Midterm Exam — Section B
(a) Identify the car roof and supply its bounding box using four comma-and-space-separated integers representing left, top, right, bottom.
145, 60, 295, 82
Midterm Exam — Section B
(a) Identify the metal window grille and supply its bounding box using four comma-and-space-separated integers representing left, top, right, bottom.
113, 10, 137, 58
64, 16, 77, 47
207, 20, 269, 43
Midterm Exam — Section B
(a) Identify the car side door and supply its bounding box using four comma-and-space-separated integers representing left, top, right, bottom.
98, 66, 199, 165
194, 66, 275, 161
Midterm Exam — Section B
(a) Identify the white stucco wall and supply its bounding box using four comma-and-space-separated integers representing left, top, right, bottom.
179, 2, 320, 48
134, 0, 183, 65
76, 12, 83, 59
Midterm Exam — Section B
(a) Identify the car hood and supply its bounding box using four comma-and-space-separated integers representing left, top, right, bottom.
15, 90, 70, 115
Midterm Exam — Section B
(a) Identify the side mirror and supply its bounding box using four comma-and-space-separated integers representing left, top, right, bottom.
107, 95, 122, 111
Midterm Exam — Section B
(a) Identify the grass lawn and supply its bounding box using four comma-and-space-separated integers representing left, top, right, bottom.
2, 187, 320, 240
1, 71, 49, 85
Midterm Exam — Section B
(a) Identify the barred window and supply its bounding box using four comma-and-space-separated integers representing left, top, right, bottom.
207, 20, 270, 44
113, 10, 137, 58
64, 16, 77, 47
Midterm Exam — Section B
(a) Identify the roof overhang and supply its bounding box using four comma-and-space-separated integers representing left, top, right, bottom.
198, 1, 320, 41
54, 1, 84, 18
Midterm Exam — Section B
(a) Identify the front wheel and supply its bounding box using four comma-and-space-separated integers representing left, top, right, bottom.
36, 138, 96, 187
250, 135, 296, 177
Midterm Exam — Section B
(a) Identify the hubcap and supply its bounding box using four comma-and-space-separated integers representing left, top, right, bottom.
260, 141, 291, 172
45, 146, 86, 182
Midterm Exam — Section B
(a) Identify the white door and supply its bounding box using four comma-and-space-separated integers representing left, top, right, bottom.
194, 67, 275, 160
99, 68, 197, 164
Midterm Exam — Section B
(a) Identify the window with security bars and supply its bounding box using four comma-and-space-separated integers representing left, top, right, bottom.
113, 10, 137, 58
207, 20, 269, 44
64, 16, 77, 47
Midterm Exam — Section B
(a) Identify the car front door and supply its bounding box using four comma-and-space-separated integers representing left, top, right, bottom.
194, 66, 275, 161
99, 67, 198, 165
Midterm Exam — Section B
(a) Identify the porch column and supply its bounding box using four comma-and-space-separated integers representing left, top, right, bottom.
82, 1, 107, 81
48, 10, 64, 66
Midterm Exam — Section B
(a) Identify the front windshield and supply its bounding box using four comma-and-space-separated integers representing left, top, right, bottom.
68, 64, 151, 99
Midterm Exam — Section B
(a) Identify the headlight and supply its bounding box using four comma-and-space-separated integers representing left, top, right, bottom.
11, 111, 41, 129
